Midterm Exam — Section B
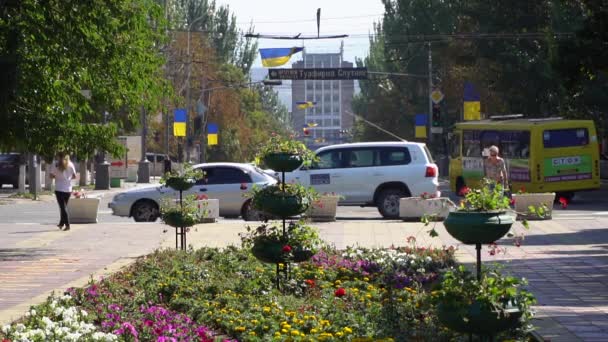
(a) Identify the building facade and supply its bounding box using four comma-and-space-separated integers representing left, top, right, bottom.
291, 48, 355, 147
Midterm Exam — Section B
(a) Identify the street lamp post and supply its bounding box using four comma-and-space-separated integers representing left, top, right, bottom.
185, 16, 207, 163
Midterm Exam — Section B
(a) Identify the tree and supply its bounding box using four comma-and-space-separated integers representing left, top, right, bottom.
0, 0, 169, 160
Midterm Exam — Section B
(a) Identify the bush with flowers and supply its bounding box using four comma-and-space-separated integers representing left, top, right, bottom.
0, 243, 533, 341
254, 133, 318, 168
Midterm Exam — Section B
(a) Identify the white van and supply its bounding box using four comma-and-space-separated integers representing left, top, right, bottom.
285, 141, 440, 218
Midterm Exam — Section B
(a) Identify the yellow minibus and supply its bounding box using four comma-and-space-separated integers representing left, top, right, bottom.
448, 117, 601, 200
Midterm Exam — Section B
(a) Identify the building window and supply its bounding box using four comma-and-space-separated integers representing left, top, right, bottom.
306, 82, 313, 90
333, 119, 340, 126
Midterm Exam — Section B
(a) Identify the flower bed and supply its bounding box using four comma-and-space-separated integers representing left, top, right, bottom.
1, 244, 534, 341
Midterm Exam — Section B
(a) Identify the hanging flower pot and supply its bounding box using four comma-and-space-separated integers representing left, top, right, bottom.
164, 177, 195, 191
259, 194, 309, 217
437, 300, 523, 335
251, 240, 314, 264
262, 152, 304, 172
161, 210, 197, 228
443, 211, 514, 244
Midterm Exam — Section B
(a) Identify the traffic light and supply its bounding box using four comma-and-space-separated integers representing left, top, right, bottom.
432, 104, 441, 127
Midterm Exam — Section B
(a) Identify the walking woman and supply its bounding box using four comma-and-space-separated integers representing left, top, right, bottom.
484, 145, 508, 192
50, 152, 76, 231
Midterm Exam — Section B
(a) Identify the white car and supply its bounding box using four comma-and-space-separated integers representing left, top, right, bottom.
284, 141, 440, 218
108, 162, 276, 222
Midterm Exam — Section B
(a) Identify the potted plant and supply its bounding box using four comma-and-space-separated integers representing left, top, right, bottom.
240, 220, 323, 263
160, 165, 204, 191
67, 189, 101, 223
159, 195, 202, 228
250, 183, 316, 217
254, 133, 317, 172
399, 192, 456, 221
306, 192, 343, 222
434, 265, 535, 336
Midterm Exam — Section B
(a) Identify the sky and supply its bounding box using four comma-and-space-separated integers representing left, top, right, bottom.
214, 0, 385, 67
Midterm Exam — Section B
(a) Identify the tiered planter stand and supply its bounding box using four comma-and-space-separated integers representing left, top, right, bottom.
441, 210, 521, 338
254, 152, 312, 290
164, 177, 196, 250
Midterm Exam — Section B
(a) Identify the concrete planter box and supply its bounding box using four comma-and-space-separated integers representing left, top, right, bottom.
512, 193, 555, 220
67, 198, 101, 223
307, 195, 340, 222
399, 197, 456, 221
197, 199, 219, 223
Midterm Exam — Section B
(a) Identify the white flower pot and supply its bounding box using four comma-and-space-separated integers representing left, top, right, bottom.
399, 197, 456, 221
308, 195, 340, 222
67, 198, 100, 223
512, 193, 555, 220
197, 199, 219, 223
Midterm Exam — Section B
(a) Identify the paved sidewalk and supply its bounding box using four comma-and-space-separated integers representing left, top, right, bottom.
1, 216, 607, 341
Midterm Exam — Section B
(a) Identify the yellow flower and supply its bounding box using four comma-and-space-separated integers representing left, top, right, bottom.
216, 318, 221, 322
281, 329, 288, 334
367, 285, 374, 291
363, 277, 370, 282
343, 327, 353, 334
274, 332, 281, 337
335, 280, 342, 285
397, 298, 403, 302
320, 320, 330, 326
336, 331, 344, 337
291, 330, 300, 336
251, 319, 259, 325
235, 326, 246, 332
263, 307, 271, 313
249, 331, 256, 336
366, 294, 372, 299
310, 329, 318, 334
283, 324, 292, 330
264, 326, 269, 330
431, 290, 439, 296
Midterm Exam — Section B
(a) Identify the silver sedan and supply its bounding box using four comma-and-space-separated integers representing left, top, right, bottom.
108, 162, 276, 222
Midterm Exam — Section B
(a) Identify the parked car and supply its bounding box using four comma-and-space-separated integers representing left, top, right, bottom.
0, 153, 21, 188
108, 162, 276, 222
284, 141, 440, 218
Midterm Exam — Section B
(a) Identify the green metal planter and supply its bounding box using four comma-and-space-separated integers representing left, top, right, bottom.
262, 153, 303, 172
437, 300, 523, 335
255, 193, 309, 217
251, 240, 314, 264
443, 211, 514, 244
165, 177, 195, 191
162, 211, 197, 228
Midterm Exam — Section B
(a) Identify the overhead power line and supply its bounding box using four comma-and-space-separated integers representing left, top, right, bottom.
236, 13, 384, 25
344, 111, 407, 141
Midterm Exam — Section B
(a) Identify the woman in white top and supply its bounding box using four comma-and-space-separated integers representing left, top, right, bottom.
50, 152, 76, 231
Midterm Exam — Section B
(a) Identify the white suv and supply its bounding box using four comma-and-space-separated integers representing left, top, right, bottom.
284, 141, 440, 218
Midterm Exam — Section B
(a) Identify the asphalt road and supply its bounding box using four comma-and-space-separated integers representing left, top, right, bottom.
1, 183, 607, 224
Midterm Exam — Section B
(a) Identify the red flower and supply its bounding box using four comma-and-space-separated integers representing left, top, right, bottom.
196, 194, 208, 200
520, 186, 526, 193
282, 245, 292, 253
305, 279, 315, 288
334, 288, 346, 297
459, 187, 471, 196
3, 339, 11, 342
559, 197, 568, 209
510, 198, 516, 206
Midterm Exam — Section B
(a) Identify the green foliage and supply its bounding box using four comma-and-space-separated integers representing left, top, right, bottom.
159, 194, 203, 228
159, 164, 204, 188
254, 134, 317, 167
239, 220, 324, 253
433, 265, 536, 326
0, 0, 169, 159
458, 179, 511, 212
249, 182, 318, 212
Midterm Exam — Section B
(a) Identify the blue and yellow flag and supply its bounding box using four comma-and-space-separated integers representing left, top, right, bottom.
463, 82, 481, 121
173, 108, 187, 137
260, 47, 304, 67
207, 123, 218, 146
296, 101, 316, 110
414, 114, 427, 139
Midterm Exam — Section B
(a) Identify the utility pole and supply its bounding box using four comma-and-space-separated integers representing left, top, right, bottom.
138, 105, 150, 183
427, 42, 433, 145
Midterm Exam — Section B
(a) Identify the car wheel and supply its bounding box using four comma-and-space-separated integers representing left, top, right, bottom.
132, 200, 159, 222
377, 188, 407, 219
242, 200, 265, 221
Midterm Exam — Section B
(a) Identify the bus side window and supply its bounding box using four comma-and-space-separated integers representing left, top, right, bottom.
450, 132, 461, 158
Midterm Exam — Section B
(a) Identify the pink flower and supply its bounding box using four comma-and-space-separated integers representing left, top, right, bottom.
559, 197, 568, 209
196, 194, 208, 200
282, 245, 292, 253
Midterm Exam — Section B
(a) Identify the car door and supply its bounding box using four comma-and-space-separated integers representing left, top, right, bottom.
339, 147, 379, 203
288, 149, 348, 197
194, 166, 252, 216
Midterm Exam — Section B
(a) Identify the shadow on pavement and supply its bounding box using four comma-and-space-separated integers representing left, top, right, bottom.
502, 228, 608, 246
0, 248, 57, 261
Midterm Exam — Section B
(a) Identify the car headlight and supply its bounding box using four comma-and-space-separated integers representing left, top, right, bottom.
113, 193, 128, 202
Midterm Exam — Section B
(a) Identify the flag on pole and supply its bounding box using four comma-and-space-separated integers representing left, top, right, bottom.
260, 47, 304, 67
207, 123, 218, 146
414, 114, 427, 138
173, 108, 187, 137
463, 82, 481, 121
296, 101, 317, 109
